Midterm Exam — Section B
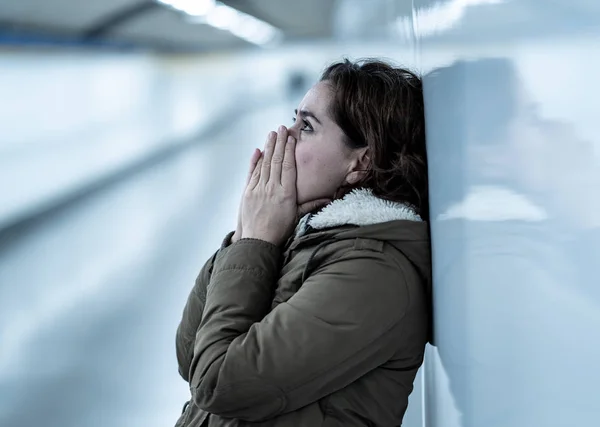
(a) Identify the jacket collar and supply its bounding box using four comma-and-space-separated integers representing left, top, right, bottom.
295, 188, 422, 238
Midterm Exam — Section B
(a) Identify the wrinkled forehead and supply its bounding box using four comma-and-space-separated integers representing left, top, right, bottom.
297, 81, 333, 120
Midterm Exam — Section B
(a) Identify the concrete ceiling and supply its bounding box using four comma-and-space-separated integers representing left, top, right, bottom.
0, 0, 597, 51
0, 0, 338, 50
220, 0, 336, 39
0, 0, 137, 32
106, 6, 249, 50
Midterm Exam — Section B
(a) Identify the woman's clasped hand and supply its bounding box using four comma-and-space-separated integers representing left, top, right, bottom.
234, 125, 332, 247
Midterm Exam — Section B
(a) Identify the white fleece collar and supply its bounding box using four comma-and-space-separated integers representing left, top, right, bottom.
437, 185, 548, 222
295, 188, 421, 238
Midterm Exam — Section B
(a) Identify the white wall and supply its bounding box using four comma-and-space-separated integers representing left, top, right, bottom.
0, 49, 290, 230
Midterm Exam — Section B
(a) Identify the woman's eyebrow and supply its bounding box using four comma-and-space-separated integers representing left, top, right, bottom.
295, 109, 322, 125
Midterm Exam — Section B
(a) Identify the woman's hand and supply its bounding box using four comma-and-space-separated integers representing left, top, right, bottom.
231, 148, 262, 244
241, 126, 331, 246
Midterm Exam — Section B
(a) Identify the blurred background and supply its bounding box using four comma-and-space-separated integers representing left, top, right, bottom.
0, 1, 599, 426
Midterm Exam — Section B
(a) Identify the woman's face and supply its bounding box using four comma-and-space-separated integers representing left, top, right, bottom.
287, 81, 365, 205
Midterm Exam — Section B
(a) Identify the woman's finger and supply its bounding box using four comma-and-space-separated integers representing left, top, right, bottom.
248, 157, 264, 190
281, 135, 297, 188
246, 148, 262, 186
269, 126, 288, 184
260, 131, 277, 184
298, 198, 332, 217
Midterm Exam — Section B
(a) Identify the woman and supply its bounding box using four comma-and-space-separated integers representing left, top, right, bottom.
175, 58, 431, 427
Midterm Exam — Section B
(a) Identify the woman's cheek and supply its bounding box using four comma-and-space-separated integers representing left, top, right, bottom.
295, 146, 313, 169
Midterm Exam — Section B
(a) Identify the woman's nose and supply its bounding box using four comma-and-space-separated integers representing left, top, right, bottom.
287, 124, 299, 140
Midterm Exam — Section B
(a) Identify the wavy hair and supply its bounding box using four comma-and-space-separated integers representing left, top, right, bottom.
321, 58, 429, 220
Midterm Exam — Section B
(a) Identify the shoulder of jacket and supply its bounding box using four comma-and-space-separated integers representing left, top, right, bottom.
352, 237, 385, 253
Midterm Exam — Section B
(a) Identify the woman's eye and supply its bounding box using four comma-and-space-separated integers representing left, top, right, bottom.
291, 116, 312, 132
301, 120, 312, 132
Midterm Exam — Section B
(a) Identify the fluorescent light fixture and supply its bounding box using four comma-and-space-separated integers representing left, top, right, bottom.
157, 0, 282, 46
397, 0, 505, 37
157, 0, 216, 16
203, 3, 237, 30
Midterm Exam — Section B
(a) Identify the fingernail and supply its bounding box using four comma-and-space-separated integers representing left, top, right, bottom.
279, 125, 287, 132
288, 136, 294, 143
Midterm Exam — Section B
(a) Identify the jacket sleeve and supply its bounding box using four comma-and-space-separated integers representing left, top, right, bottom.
188, 238, 412, 422
175, 231, 235, 382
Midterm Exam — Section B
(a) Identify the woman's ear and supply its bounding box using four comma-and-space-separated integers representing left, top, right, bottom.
345, 148, 370, 185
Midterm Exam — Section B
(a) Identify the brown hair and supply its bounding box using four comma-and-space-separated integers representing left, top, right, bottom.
321, 58, 429, 220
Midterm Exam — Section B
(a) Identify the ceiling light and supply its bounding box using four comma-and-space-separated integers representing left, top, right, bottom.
157, 0, 281, 46
157, 0, 216, 17
204, 3, 238, 30
397, 0, 505, 37
187, 3, 282, 46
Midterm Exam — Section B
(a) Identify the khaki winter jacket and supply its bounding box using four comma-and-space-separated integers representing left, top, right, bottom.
175, 188, 431, 426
